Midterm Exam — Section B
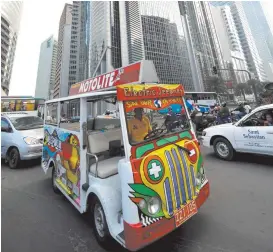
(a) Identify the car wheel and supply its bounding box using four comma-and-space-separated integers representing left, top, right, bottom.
91, 198, 111, 247
8, 148, 20, 169
52, 166, 61, 194
213, 137, 235, 161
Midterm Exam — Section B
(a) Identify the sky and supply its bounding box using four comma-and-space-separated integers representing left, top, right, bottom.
8, 0, 273, 96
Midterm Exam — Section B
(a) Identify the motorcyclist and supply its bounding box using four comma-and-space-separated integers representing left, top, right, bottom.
217, 102, 230, 124
234, 102, 246, 119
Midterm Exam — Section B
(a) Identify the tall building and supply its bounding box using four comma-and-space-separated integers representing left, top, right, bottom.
184, 1, 225, 91
210, 5, 249, 84
89, 1, 121, 77
1, 1, 23, 95
241, 1, 273, 81
229, 2, 267, 82
35, 36, 57, 100
68, 1, 90, 88
54, 3, 72, 98
121, 2, 193, 90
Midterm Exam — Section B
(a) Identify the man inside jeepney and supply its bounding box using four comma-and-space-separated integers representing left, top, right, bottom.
128, 108, 152, 143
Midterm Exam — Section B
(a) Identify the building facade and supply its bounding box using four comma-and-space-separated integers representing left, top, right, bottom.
230, 2, 267, 82
121, 1, 193, 90
184, 1, 224, 91
35, 36, 57, 100
1, 1, 23, 95
53, 3, 72, 98
241, 1, 273, 81
210, 5, 249, 85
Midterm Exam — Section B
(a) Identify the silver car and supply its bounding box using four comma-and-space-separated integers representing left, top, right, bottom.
1, 113, 44, 168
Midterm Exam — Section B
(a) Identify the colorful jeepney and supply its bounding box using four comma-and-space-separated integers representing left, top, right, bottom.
41, 60, 209, 251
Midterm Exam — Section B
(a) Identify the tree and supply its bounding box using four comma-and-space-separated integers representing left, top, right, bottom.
206, 76, 228, 94
234, 83, 248, 100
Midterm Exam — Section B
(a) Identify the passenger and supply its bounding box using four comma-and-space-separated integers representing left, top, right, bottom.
234, 102, 246, 119
128, 108, 152, 143
264, 112, 273, 126
217, 102, 230, 124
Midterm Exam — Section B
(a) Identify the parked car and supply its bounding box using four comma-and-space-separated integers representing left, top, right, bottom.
1, 113, 44, 168
202, 104, 273, 160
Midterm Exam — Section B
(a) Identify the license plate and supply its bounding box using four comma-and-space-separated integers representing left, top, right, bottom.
174, 200, 198, 227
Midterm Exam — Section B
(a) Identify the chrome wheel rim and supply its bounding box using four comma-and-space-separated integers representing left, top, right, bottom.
94, 203, 105, 238
216, 142, 229, 157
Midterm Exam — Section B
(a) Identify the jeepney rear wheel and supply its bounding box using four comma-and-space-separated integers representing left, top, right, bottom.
51, 165, 61, 194
90, 197, 111, 247
213, 137, 235, 161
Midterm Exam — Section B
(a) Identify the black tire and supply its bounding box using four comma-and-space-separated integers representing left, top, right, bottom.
8, 148, 20, 169
52, 166, 61, 194
213, 137, 235, 161
90, 197, 112, 247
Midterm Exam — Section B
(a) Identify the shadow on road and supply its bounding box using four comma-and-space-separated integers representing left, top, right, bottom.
1, 158, 41, 170
206, 152, 273, 167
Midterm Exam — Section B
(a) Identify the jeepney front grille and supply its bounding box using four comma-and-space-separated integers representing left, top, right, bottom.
164, 148, 197, 216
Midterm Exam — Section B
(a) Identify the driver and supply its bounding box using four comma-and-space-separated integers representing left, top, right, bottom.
128, 108, 152, 143
264, 112, 273, 126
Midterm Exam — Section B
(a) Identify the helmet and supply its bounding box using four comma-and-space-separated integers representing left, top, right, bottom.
222, 102, 227, 107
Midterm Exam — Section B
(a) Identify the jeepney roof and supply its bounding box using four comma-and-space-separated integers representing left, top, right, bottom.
45, 90, 117, 104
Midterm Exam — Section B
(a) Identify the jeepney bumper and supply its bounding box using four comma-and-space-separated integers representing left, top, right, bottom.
123, 181, 210, 251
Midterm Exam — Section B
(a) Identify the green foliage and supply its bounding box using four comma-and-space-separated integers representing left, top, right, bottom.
206, 76, 228, 94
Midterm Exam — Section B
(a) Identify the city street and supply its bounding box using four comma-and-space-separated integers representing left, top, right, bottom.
2, 147, 273, 252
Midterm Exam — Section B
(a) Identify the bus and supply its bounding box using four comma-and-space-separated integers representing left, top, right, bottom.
159, 92, 219, 114
1, 96, 45, 118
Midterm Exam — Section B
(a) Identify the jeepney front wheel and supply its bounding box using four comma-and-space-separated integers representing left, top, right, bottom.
213, 137, 235, 161
90, 197, 112, 247
51, 165, 61, 194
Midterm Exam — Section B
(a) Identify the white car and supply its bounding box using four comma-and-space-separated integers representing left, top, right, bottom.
202, 104, 273, 160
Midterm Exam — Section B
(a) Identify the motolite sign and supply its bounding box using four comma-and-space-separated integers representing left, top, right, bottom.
69, 60, 159, 96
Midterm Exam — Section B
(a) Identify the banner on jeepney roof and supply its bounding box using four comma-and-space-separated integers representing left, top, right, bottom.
124, 97, 184, 112
117, 84, 185, 101
68, 60, 159, 96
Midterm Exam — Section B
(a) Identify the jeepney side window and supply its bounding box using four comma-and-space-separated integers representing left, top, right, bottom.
45, 102, 58, 125
59, 99, 80, 132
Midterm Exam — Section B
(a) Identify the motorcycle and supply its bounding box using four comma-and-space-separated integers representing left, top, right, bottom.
191, 111, 216, 135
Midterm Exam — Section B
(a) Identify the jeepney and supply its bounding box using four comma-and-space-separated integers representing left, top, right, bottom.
41, 60, 209, 251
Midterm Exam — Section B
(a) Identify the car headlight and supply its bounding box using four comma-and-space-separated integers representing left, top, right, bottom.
24, 137, 40, 145
147, 197, 161, 214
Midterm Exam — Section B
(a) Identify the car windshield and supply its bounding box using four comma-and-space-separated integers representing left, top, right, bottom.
124, 97, 190, 145
9, 116, 44, 130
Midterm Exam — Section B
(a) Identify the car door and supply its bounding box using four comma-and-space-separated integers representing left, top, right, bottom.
234, 109, 272, 155
1, 117, 12, 158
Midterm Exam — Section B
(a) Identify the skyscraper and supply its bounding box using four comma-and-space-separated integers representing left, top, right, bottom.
229, 2, 267, 82
241, 1, 273, 81
54, 3, 72, 98
210, 5, 249, 84
1, 1, 23, 95
68, 1, 90, 88
35, 36, 57, 100
89, 1, 122, 77
184, 1, 225, 91
121, 1, 193, 90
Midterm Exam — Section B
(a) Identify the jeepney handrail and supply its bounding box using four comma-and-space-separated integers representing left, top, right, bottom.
86, 152, 99, 177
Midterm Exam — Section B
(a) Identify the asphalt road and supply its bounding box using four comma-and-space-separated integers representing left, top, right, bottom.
2, 147, 273, 252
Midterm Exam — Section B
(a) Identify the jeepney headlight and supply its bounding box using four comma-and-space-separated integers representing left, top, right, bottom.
138, 199, 146, 210
196, 166, 206, 187
147, 197, 161, 214
23, 137, 40, 145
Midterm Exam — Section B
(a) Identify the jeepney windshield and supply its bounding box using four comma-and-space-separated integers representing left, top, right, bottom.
124, 97, 190, 145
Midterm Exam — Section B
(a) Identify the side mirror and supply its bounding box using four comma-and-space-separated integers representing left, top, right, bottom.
1, 127, 12, 133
